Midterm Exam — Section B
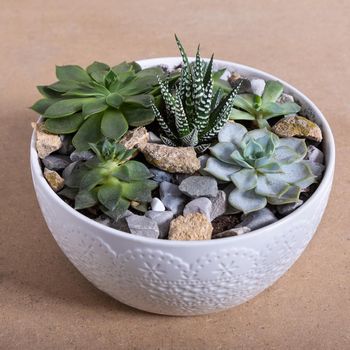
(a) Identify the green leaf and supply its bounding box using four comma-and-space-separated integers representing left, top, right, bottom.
121, 105, 155, 127
31, 98, 55, 114
113, 161, 153, 181
62, 84, 107, 98
229, 108, 255, 120
111, 61, 133, 74
233, 94, 256, 115
101, 109, 128, 139
263, 102, 301, 119
101, 197, 130, 220
118, 76, 157, 96
64, 163, 89, 188
123, 94, 153, 107
37, 86, 62, 99
122, 180, 157, 202
44, 113, 84, 134
106, 93, 124, 108
82, 98, 108, 119
262, 81, 283, 103
48, 80, 82, 92
58, 187, 78, 200
56, 65, 91, 82
87, 61, 110, 83
80, 168, 105, 191
97, 182, 122, 211
44, 98, 93, 118
228, 188, 267, 214
75, 190, 98, 209
72, 114, 103, 151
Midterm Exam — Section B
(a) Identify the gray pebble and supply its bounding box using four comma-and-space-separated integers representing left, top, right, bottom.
70, 150, 95, 162
148, 131, 162, 144
212, 226, 251, 239
209, 191, 227, 221
277, 93, 294, 104
183, 197, 212, 220
42, 154, 71, 171
305, 145, 324, 164
151, 197, 165, 211
145, 210, 174, 239
62, 161, 79, 179
236, 208, 277, 231
149, 168, 174, 183
179, 176, 218, 198
159, 181, 187, 215
126, 214, 159, 238
58, 135, 74, 155
276, 201, 303, 216
111, 217, 131, 233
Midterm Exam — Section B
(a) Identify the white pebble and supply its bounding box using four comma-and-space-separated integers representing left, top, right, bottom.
151, 197, 165, 211
250, 78, 266, 96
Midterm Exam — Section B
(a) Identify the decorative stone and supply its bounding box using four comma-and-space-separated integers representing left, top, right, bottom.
272, 116, 323, 142
148, 131, 162, 144
305, 145, 324, 164
145, 210, 174, 239
149, 168, 174, 183
119, 127, 149, 150
70, 150, 94, 162
183, 198, 212, 220
159, 181, 187, 215
236, 208, 277, 231
212, 226, 251, 239
228, 71, 241, 86
142, 143, 200, 174
111, 217, 130, 233
250, 78, 266, 96
168, 213, 213, 241
276, 201, 303, 216
43, 168, 64, 192
125, 214, 159, 238
58, 135, 74, 155
179, 176, 218, 198
62, 161, 79, 179
32, 122, 63, 159
277, 93, 294, 104
151, 197, 165, 212
42, 154, 71, 171
209, 190, 227, 221
130, 201, 148, 213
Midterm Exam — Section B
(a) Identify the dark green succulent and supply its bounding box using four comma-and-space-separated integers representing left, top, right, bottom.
151, 35, 242, 152
63, 139, 158, 219
229, 81, 301, 128
31, 61, 166, 150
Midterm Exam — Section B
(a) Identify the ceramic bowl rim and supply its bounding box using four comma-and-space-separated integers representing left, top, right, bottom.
30, 57, 335, 247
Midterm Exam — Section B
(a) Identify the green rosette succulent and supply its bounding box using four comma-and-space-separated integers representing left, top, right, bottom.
31, 61, 166, 150
229, 81, 301, 128
64, 139, 158, 219
151, 35, 242, 152
204, 123, 317, 214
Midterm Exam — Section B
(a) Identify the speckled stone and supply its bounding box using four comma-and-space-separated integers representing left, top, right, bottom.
43, 168, 64, 192
119, 127, 149, 150
168, 213, 213, 241
32, 122, 62, 159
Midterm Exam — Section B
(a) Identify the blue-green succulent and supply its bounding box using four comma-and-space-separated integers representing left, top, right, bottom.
204, 123, 318, 213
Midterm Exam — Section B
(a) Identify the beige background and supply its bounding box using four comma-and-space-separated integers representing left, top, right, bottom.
1, 0, 349, 349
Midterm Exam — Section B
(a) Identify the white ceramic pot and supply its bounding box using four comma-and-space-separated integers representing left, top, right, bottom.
31, 58, 335, 316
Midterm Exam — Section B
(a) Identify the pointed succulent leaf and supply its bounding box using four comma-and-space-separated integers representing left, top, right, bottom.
75, 190, 98, 210
217, 122, 247, 145
124, 94, 153, 108
255, 174, 290, 197
230, 150, 253, 169
80, 168, 106, 191
106, 92, 124, 108
255, 157, 283, 173
159, 135, 177, 147
82, 97, 108, 119
233, 94, 256, 115
45, 112, 84, 134
121, 104, 155, 127
44, 98, 92, 118
263, 101, 301, 119
72, 114, 103, 151
229, 108, 256, 120
228, 188, 267, 214
151, 103, 175, 139
181, 127, 198, 147
113, 161, 153, 181
267, 186, 301, 205
97, 182, 122, 211
261, 80, 284, 103
230, 168, 258, 191
31, 98, 56, 114
174, 91, 190, 137
101, 197, 130, 221
204, 157, 240, 181
210, 142, 238, 164
277, 138, 307, 160
122, 180, 157, 202
64, 163, 89, 188
101, 109, 128, 140
56, 65, 91, 82
48, 80, 82, 93
87, 61, 110, 83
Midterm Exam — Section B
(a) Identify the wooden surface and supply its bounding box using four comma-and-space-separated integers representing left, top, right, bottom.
1, 0, 349, 349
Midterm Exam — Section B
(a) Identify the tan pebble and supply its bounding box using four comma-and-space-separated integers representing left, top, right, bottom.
142, 143, 200, 174
44, 168, 64, 192
272, 116, 322, 142
168, 213, 213, 241
119, 127, 149, 150
32, 122, 62, 159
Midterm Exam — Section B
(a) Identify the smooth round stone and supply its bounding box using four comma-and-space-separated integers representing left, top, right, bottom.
151, 197, 165, 212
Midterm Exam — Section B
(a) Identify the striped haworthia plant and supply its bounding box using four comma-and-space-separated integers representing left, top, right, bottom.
151, 36, 242, 152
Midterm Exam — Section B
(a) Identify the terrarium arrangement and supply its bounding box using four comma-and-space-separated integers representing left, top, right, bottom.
31, 36, 325, 241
